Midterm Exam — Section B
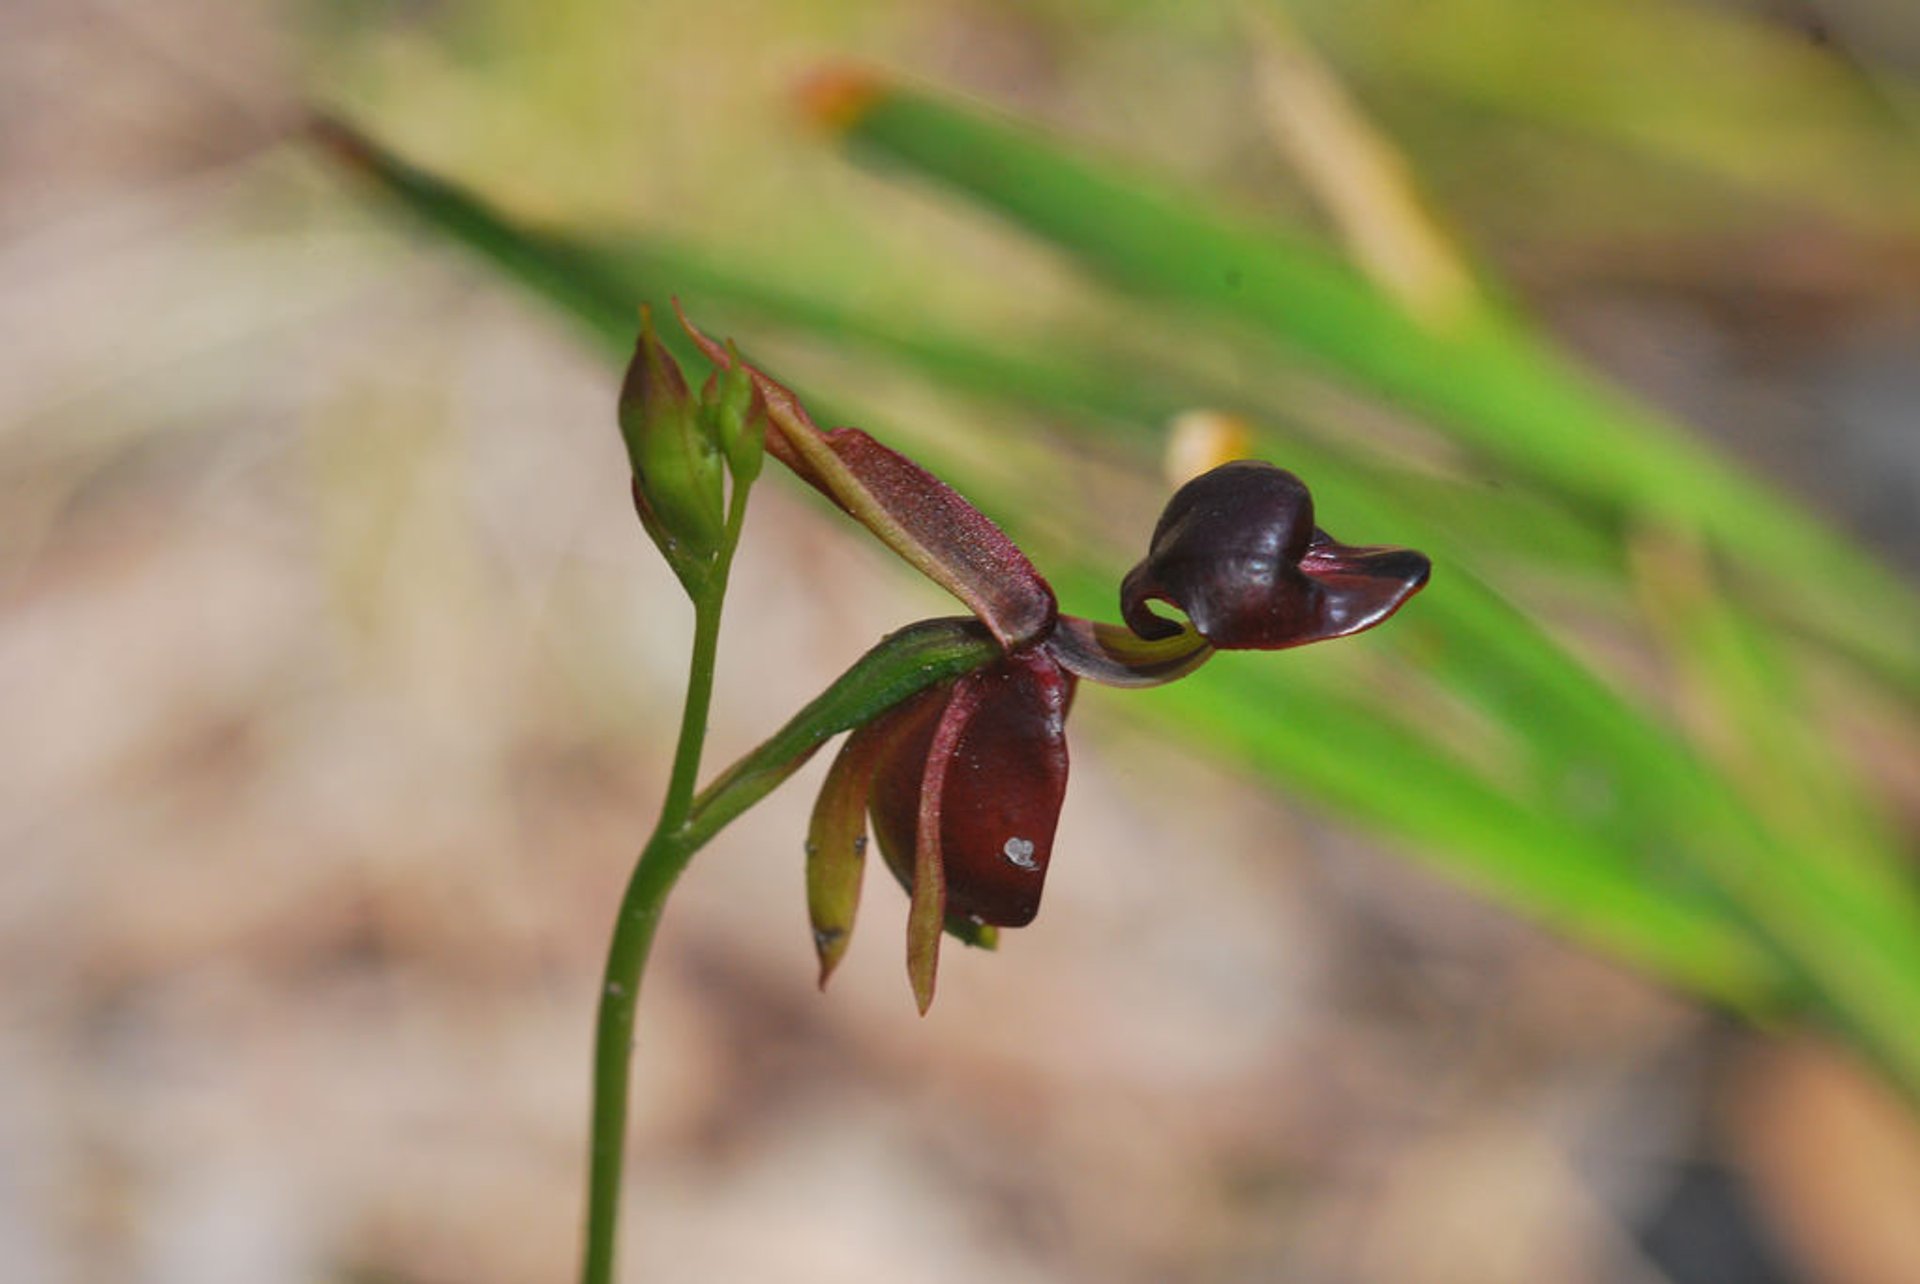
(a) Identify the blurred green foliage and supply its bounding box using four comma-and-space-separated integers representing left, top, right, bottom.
312, 0, 1920, 1102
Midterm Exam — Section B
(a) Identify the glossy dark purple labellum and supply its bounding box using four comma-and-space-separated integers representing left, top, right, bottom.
1121, 461, 1430, 650
867, 650, 1074, 931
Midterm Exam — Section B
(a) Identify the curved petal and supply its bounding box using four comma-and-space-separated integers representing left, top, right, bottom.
676, 303, 1056, 649
806, 726, 873, 987
1122, 460, 1430, 650
824, 428, 1058, 648
806, 699, 930, 989
905, 677, 975, 1013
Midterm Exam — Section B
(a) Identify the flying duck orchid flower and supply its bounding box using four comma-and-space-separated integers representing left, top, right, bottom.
655, 306, 1431, 1011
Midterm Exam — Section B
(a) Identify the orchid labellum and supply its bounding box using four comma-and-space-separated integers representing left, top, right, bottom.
654, 306, 1431, 1011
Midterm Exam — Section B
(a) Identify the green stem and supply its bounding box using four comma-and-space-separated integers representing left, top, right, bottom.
580, 823, 693, 1284
661, 587, 726, 830
581, 488, 748, 1284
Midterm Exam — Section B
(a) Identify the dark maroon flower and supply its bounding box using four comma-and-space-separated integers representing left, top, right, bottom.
665, 310, 1429, 1011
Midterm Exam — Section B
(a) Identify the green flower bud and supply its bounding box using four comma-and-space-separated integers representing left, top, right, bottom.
619, 306, 725, 592
704, 343, 766, 487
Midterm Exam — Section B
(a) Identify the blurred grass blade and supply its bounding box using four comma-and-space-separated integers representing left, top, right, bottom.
310, 115, 638, 354
808, 73, 1920, 699
857, 373, 1920, 1079
1628, 526, 1920, 1084
1246, 7, 1478, 325
1290, 0, 1920, 235
1633, 526, 1906, 870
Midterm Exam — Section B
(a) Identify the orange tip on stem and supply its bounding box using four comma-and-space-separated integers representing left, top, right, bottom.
795, 65, 887, 134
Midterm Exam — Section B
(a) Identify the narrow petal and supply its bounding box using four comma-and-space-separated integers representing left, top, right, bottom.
863, 652, 1073, 1011
866, 685, 1005, 957
675, 303, 1056, 649
1123, 460, 1429, 650
907, 678, 979, 1014
822, 428, 1058, 648
807, 710, 911, 988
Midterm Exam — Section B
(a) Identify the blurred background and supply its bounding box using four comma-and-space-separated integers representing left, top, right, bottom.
5, 0, 1920, 1281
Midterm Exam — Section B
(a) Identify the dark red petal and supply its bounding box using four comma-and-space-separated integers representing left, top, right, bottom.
866, 685, 950, 899
821, 428, 1057, 648
905, 676, 976, 1012
675, 304, 1056, 648
868, 651, 1074, 931
1122, 461, 1430, 650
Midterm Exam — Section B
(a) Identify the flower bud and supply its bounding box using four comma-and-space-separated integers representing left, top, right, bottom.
702, 344, 766, 487
619, 306, 726, 591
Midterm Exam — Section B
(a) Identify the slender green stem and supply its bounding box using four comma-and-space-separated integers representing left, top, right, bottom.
581, 487, 749, 1284
660, 592, 726, 830
580, 824, 692, 1284
579, 656, 714, 1283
